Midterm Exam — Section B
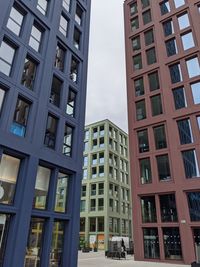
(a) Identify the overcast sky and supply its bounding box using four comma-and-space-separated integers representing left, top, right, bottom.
85, 0, 128, 132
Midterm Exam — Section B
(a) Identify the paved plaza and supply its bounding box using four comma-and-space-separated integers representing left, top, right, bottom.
78, 251, 191, 267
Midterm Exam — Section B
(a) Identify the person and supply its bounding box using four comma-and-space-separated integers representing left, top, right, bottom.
121, 238, 126, 252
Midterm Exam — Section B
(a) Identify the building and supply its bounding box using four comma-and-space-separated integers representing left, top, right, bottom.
80, 120, 132, 250
124, 0, 200, 264
0, 0, 91, 266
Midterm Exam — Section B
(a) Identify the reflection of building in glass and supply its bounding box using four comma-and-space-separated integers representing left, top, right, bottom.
0, 0, 91, 266
80, 120, 132, 250
124, 0, 200, 264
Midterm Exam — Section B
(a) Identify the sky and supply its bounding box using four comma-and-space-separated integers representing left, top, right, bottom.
85, 0, 128, 132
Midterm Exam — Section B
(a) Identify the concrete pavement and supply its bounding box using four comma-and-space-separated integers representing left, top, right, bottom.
78, 251, 191, 267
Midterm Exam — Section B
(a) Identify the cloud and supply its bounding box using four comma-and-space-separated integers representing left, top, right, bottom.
85, 0, 128, 132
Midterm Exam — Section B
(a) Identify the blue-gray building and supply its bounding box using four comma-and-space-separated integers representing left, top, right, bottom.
0, 0, 91, 266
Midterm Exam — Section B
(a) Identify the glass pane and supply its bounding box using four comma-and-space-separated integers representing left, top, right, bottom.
187, 192, 200, 221
186, 57, 200, 78
156, 155, 171, 181
33, 166, 50, 209
0, 41, 15, 76
0, 89, 5, 113
140, 158, 152, 184
178, 13, 190, 30
153, 125, 167, 149
177, 119, 193, 144
144, 29, 154, 46
21, 57, 37, 90
169, 63, 182, 83
181, 32, 195, 50
173, 87, 187, 109
163, 20, 174, 36
137, 129, 149, 153
24, 218, 45, 267
165, 38, 177, 56
7, 6, 23, 36
0, 154, 20, 204
136, 100, 146, 120
50, 221, 65, 267
141, 196, 157, 223
191, 82, 200, 104
151, 95, 163, 116
54, 172, 69, 213
0, 214, 10, 265
143, 228, 160, 259
163, 228, 182, 260
160, 194, 178, 222
174, 0, 185, 8
160, 1, 170, 15
182, 150, 200, 178
148, 71, 159, 91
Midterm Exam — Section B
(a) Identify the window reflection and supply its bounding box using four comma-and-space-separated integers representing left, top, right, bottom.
54, 173, 69, 213
50, 221, 64, 267
143, 228, 160, 259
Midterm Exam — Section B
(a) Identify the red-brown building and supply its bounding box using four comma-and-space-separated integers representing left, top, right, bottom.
124, 0, 200, 264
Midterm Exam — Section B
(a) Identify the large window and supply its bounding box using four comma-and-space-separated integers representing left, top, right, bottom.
181, 32, 195, 50
70, 57, 79, 83
140, 158, 152, 184
173, 87, 187, 109
54, 44, 65, 72
165, 38, 177, 57
134, 77, 144, 96
153, 125, 167, 149
0, 40, 16, 76
187, 192, 200, 221
141, 196, 157, 223
24, 218, 45, 267
178, 13, 190, 30
177, 119, 193, 144
66, 89, 76, 117
63, 125, 73, 156
7, 5, 24, 36
163, 228, 182, 260
33, 166, 51, 210
0, 154, 20, 204
191, 82, 200, 104
54, 173, 69, 212
130, 2, 137, 16
44, 114, 58, 149
73, 27, 81, 50
137, 129, 149, 153
182, 149, 200, 178
144, 29, 154, 46
186, 57, 200, 78
143, 228, 160, 259
21, 56, 37, 90
10, 97, 30, 137
50, 76, 62, 107
148, 71, 160, 91
132, 36, 141, 51
151, 95, 163, 116
160, 194, 178, 222
146, 47, 156, 65
169, 63, 182, 84
29, 24, 43, 52
131, 17, 139, 31
163, 20, 174, 37
136, 100, 146, 120
142, 10, 152, 25
133, 54, 142, 70
156, 154, 171, 181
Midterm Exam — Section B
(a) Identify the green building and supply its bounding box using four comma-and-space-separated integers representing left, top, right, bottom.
80, 120, 132, 250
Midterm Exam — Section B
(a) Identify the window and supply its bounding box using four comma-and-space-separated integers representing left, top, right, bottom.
10, 97, 30, 137
99, 153, 104, 164
187, 192, 200, 221
44, 114, 58, 149
98, 183, 104, 195
90, 218, 96, 231
66, 89, 76, 117
156, 154, 171, 181
0, 40, 16, 76
99, 137, 104, 148
92, 154, 97, 165
182, 149, 200, 178
37, 0, 48, 15
98, 198, 104, 211
33, 166, 50, 209
0, 88, 6, 114
136, 100, 146, 120
131, 17, 139, 31
163, 228, 182, 260
177, 119, 193, 144
163, 19, 174, 36
92, 167, 97, 178
146, 47, 156, 65
160, 1, 170, 15
0, 214, 10, 265
181, 32, 195, 50
0, 154, 20, 204
153, 125, 167, 149
174, 0, 185, 8
85, 130, 89, 140
91, 184, 96, 196
160, 194, 178, 222
140, 158, 152, 184
144, 29, 154, 46
141, 196, 157, 223
191, 82, 200, 104
90, 199, 96, 211
7, 5, 24, 36
143, 10, 151, 25
133, 54, 142, 70
81, 185, 86, 197
80, 200, 85, 212
50, 76, 62, 107
63, 125, 73, 156
197, 116, 200, 130
49, 221, 65, 266
29, 24, 42, 52
169, 63, 182, 83
98, 217, 104, 231
62, 0, 70, 12
73, 27, 81, 50
21, 56, 37, 90
141, 0, 149, 9
100, 125, 104, 136
75, 5, 83, 25
148, 71, 160, 91
83, 169, 87, 179
165, 38, 177, 56
54, 44, 65, 71
186, 57, 200, 78
83, 156, 88, 167
130, 2, 137, 15
178, 13, 190, 30
173, 87, 187, 109
70, 57, 79, 83
151, 95, 163, 116
59, 15, 68, 36
132, 36, 141, 51
137, 129, 149, 153
25, 218, 45, 266
99, 166, 104, 177
54, 172, 69, 212
134, 77, 144, 96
